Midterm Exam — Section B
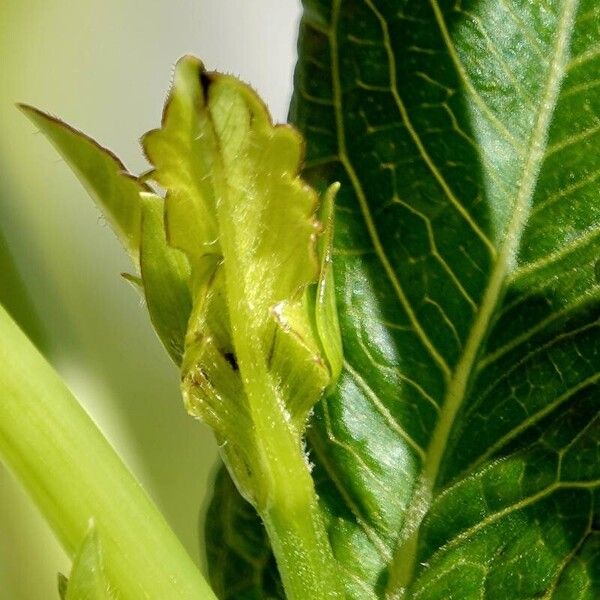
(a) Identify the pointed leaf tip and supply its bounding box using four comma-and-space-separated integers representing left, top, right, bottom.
64, 525, 115, 599
20, 104, 148, 267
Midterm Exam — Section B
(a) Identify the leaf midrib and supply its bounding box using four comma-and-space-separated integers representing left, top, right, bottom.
324, 0, 579, 596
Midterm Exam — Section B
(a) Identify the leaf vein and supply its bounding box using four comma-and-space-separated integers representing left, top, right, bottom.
344, 360, 426, 460
329, 0, 452, 379
362, 0, 497, 257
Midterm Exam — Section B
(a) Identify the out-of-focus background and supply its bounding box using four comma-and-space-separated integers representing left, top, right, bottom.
0, 1, 301, 597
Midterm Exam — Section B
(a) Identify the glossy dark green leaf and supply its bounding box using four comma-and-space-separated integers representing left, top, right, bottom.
205, 467, 284, 600
213, 0, 600, 597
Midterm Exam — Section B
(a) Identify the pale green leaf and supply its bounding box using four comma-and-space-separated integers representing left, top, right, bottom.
19, 105, 148, 266
143, 58, 344, 597
139, 192, 192, 364
142, 57, 220, 263
20, 52, 345, 600
63, 525, 115, 600
21, 107, 195, 364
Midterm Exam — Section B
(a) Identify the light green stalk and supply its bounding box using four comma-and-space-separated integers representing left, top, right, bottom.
0, 306, 216, 600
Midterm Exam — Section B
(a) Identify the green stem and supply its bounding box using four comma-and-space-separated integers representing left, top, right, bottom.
264, 496, 340, 600
222, 302, 342, 599
0, 306, 216, 600
216, 230, 342, 600
254, 397, 342, 600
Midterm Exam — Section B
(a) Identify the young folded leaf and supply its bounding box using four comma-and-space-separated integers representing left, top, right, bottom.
60, 525, 115, 600
142, 56, 342, 503
139, 193, 192, 364
143, 56, 344, 598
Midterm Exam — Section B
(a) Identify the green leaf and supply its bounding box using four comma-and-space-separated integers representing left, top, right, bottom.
58, 574, 69, 600
62, 525, 115, 600
216, 0, 600, 597
0, 224, 46, 351
19, 104, 149, 266
23, 57, 344, 600
205, 453, 392, 600
144, 56, 344, 599
139, 193, 192, 364
142, 58, 220, 264
205, 466, 284, 600
20, 107, 195, 363
313, 182, 344, 386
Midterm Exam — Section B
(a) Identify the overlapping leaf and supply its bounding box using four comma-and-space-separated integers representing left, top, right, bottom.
206, 468, 284, 600
22, 3, 600, 596
141, 57, 342, 507
19, 105, 192, 363
211, 0, 600, 597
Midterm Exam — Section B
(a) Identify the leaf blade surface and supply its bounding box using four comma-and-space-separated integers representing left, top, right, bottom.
282, 0, 600, 596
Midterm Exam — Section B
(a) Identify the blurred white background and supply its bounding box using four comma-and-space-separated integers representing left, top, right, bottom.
0, 1, 301, 597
